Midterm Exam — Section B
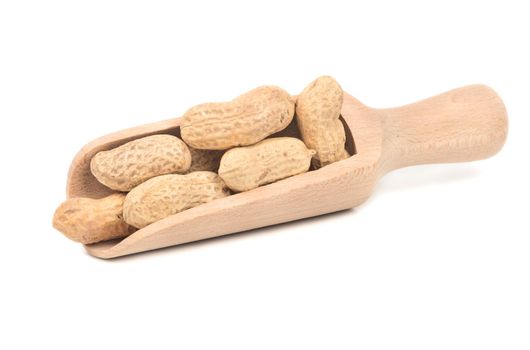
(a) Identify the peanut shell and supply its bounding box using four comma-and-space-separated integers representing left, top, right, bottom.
90, 134, 191, 191
218, 137, 315, 192
181, 86, 295, 150
123, 171, 230, 228
53, 194, 131, 244
296, 76, 350, 168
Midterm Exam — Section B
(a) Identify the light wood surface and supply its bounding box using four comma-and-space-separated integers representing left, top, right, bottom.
65, 85, 507, 258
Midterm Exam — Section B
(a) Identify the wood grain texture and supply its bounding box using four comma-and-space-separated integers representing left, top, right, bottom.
65, 84, 507, 258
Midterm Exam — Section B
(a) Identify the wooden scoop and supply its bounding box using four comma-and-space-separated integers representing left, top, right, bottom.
67, 85, 507, 258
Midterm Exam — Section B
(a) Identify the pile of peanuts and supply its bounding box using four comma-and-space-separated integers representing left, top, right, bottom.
53, 76, 350, 244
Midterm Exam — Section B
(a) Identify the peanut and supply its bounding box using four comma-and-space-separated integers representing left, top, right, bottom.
296, 76, 350, 168
187, 147, 224, 173
52, 194, 131, 244
181, 86, 295, 150
218, 137, 315, 192
90, 134, 191, 191
123, 171, 231, 228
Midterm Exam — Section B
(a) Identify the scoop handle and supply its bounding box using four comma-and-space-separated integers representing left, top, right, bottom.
380, 85, 508, 172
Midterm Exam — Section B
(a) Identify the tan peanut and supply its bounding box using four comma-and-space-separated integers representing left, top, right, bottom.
218, 137, 315, 192
123, 172, 230, 228
187, 147, 224, 173
91, 134, 191, 191
296, 76, 350, 168
180, 86, 295, 150
53, 194, 131, 244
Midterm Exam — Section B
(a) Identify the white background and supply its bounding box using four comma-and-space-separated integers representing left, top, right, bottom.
1, 1, 529, 349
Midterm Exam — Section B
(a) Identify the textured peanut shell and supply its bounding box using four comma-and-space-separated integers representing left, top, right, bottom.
187, 147, 224, 173
91, 134, 191, 191
181, 86, 295, 150
296, 76, 350, 168
53, 194, 131, 244
123, 172, 231, 229
218, 137, 315, 192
